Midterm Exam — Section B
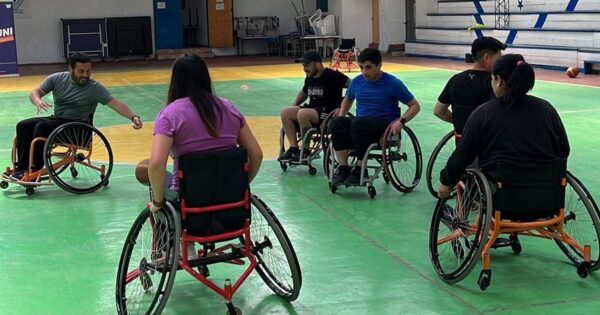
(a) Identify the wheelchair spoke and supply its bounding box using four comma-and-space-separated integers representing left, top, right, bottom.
44, 122, 113, 194
116, 208, 179, 314
429, 170, 491, 283
556, 173, 600, 270
250, 196, 301, 301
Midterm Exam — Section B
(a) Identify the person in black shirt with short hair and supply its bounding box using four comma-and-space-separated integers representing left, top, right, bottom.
434, 36, 506, 135
438, 54, 570, 199
278, 50, 350, 162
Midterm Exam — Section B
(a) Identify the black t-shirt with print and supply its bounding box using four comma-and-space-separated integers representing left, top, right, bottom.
302, 68, 349, 113
438, 69, 495, 134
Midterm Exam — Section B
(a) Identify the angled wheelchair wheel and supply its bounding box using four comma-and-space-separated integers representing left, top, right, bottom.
322, 144, 335, 178
382, 125, 422, 193
44, 122, 113, 194
116, 204, 181, 315
429, 169, 492, 283
555, 172, 600, 271
426, 131, 456, 199
250, 195, 302, 301
321, 111, 354, 178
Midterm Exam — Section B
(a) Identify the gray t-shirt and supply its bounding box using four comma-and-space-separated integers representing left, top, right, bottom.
40, 72, 114, 121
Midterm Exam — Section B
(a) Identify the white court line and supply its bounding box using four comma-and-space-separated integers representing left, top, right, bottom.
559, 109, 600, 114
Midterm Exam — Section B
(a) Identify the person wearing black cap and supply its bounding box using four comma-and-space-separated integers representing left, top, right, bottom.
278, 50, 350, 162
434, 36, 506, 135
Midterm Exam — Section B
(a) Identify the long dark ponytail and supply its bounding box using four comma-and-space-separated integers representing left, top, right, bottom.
491, 54, 535, 107
167, 53, 222, 137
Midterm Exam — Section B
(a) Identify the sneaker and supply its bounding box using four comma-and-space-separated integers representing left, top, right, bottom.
278, 147, 300, 162
345, 167, 368, 186
332, 165, 350, 185
299, 148, 313, 161
10, 170, 24, 180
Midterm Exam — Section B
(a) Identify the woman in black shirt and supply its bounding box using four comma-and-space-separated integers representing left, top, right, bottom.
438, 54, 570, 198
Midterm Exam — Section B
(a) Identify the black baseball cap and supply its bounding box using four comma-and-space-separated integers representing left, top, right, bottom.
471, 36, 506, 57
296, 50, 322, 64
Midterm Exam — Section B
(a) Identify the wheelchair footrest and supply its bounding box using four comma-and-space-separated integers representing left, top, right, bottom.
184, 249, 245, 269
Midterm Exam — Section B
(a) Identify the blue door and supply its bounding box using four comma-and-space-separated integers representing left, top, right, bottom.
154, 0, 183, 49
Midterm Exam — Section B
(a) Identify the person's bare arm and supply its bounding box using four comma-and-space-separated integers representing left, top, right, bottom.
29, 87, 52, 114
391, 98, 421, 134
292, 89, 308, 106
433, 101, 453, 123
107, 99, 143, 129
338, 97, 353, 117
147, 134, 172, 212
238, 123, 263, 183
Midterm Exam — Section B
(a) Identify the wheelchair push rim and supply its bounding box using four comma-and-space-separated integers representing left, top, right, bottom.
381, 125, 423, 193
43, 122, 113, 194
429, 169, 492, 283
116, 204, 181, 315
250, 195, 302, 301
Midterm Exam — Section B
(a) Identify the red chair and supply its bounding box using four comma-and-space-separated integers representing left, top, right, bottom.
330, 38, 360, 72
116, 148, 302, 314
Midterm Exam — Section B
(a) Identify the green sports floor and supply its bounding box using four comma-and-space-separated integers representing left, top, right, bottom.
1, 60, 600, 314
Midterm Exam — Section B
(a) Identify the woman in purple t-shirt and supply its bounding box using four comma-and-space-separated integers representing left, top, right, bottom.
146, 53, 263, 213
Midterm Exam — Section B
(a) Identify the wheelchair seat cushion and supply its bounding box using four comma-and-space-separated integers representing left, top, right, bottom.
178, 148, 250, 236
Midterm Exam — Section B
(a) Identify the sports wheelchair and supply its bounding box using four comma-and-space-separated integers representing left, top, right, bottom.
325, 118, 422, 198
278, 108, 351, 176
429, 159, 600, 290
426, 130, 459, 198
329, 38, 360, 72
1, 121, 113, 195
116, 148, 302, 314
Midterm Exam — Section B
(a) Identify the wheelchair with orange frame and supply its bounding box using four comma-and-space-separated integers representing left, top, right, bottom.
325, 117, 422, 198
116, 148, 301, 314
429, 159, 600, 290
1, 121, 113, 195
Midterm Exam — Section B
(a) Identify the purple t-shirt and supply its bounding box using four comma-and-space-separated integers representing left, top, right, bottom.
153, 97, 246, 190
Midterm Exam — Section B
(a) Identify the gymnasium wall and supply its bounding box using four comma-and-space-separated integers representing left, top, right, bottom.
13, 0, 153, 64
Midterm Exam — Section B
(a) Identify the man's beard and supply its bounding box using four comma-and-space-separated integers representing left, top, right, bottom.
72, 74, 89, 86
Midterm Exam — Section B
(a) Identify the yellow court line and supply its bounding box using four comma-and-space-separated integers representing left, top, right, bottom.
99, 116, 283, 165
0, 63, 434, 93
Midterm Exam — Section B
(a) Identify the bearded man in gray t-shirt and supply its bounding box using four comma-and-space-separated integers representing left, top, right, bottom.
8, 53, 143, 178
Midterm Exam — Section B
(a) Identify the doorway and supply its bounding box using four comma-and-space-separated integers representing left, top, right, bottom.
182, 0, 208, 47
371, 0, 380, 48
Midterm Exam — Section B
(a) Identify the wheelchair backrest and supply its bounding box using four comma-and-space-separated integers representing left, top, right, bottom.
178, 147, 250, 236
339, 38, 356, 50
494, 159, 567, 218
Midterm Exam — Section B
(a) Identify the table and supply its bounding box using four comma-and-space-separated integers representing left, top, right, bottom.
236, 35, 267, 56
300, 35, 341, 58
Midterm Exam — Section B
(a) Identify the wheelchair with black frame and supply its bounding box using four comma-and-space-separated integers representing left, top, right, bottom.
1, 118, 113, 195
426, 130, 460, 198
116, 148, 302, 314
325, 117, 422, 198
278, 108, 353, 175
429, 159, 600, 290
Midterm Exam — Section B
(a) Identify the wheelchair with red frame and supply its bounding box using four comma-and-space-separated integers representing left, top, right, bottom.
329, 38, 360, 72
279, 108, 353, 175
1, 121, 113, 195
429, 159, 600, 290
116, 148, 302, 314
325, 117, 422, 198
